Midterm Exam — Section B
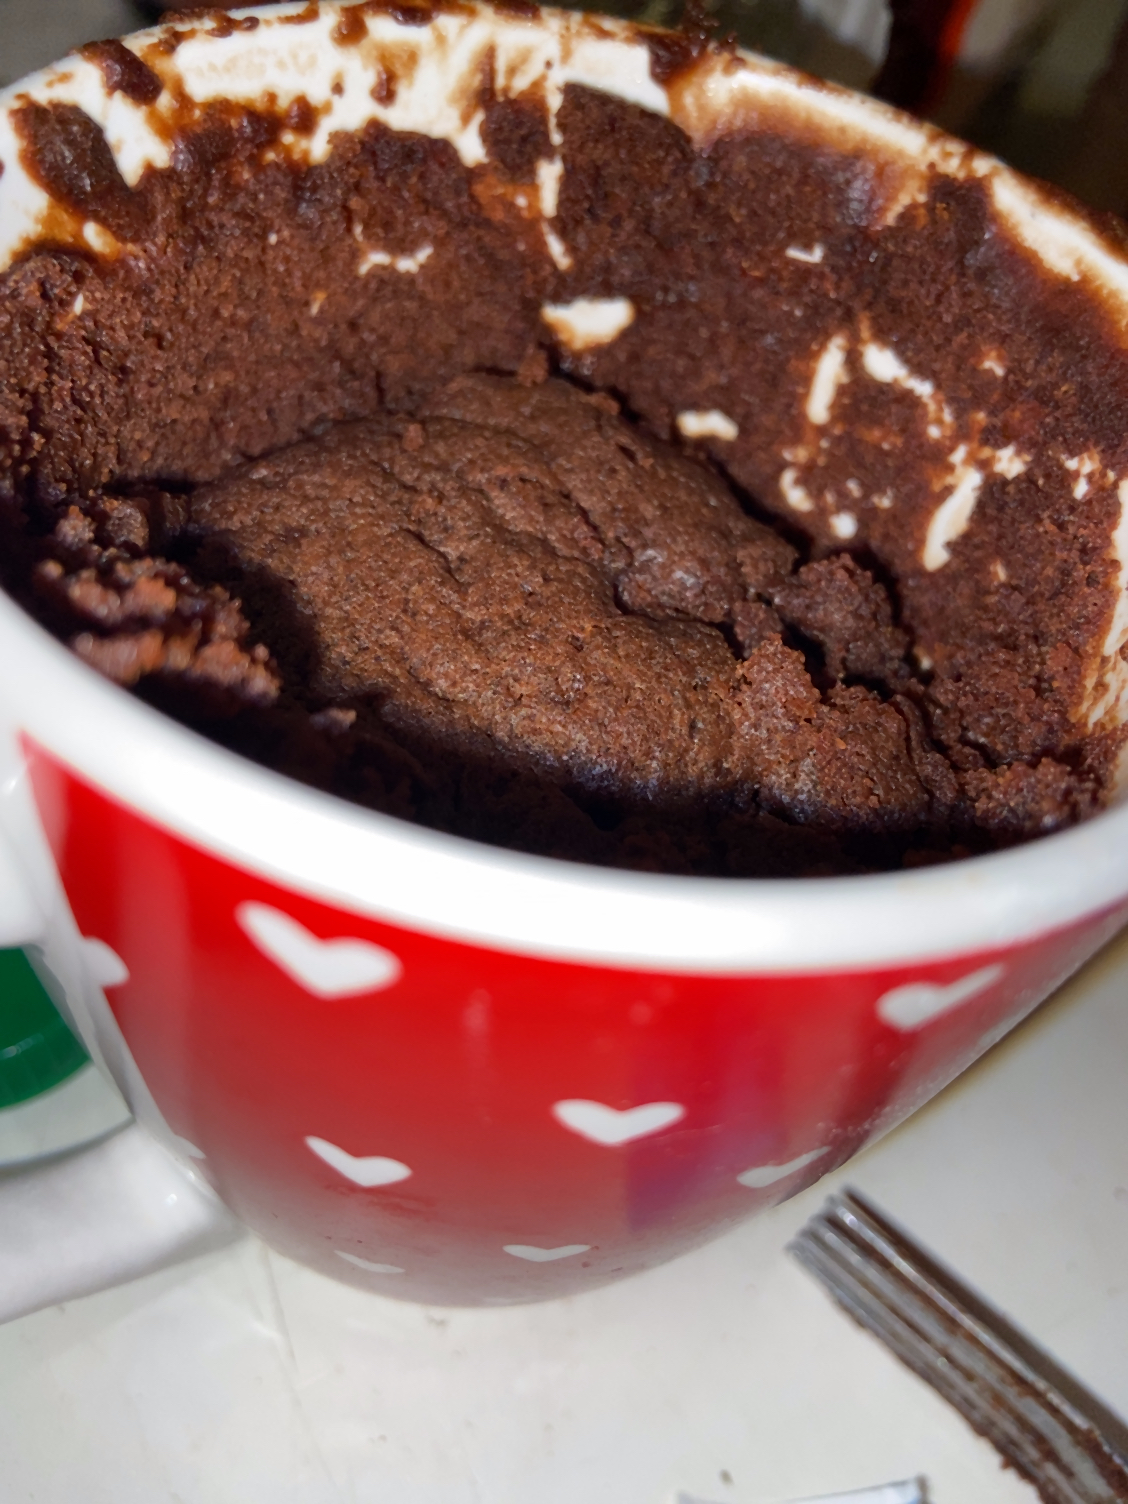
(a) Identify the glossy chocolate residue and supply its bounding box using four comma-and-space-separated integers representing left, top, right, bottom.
79, 39, 164, 105
14, 101, 150, 242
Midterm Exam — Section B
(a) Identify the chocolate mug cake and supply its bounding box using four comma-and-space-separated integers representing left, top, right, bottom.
2, 1, 1127, 876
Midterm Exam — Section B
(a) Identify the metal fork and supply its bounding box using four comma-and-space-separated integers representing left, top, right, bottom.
789, 1191, 1128, 1504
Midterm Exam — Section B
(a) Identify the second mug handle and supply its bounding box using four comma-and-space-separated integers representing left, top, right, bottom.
0, 829, 239, 1325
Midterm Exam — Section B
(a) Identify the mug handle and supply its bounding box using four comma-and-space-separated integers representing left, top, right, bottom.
0, 828, 239, 1325
0, 1123, 241, 1323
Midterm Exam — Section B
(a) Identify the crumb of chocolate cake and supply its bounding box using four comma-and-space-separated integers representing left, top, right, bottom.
962, 759, 1099, 839
26, 496, 280, 711
769, 555, 910, 685
516, 346, 550, 387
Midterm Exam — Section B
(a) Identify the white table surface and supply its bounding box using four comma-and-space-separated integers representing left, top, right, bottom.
2, 923, 1126, 1504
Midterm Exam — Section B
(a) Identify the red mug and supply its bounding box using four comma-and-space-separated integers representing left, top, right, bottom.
2, 1, 1128, 1308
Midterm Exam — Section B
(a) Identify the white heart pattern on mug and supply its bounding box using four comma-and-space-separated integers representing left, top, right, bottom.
503, 1243, 592, 1262
305, 1136, 412, 1187
82, 936, 129, 988
876, 963, 1005, 1032
335, 1251, 405, 1274
236, 902, 402, 999
552, 1099, 686, 1146
736, 1146, 829, 1189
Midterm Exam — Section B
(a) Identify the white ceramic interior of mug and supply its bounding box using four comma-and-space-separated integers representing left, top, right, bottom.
2, 0, 1128, 975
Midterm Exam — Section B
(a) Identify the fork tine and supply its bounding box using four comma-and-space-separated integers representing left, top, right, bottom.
789, 1191, 1128, 1504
